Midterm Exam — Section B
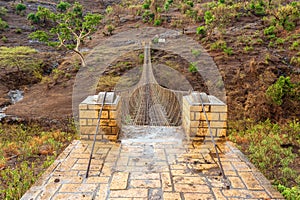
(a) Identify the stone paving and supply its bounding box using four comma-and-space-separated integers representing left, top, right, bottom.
22, 126, 284, 200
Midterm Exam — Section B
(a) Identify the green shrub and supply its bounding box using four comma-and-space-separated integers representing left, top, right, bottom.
272, 4, 299, 31
204, 11, 214, 24
211, 40, 226, 50
228, 120, 300, 189
244, 45, 254, 52
266, 76, 294, 106
142, 3, 150, 9
275, 38, 285, 45
15, 3, 26, 13
153, 19, 162, 26
0, 7, 7, 16
186, 9, 198, 20
15, 28, 22, 34
0, 18, 8, 31
223, 47, 233, 55
264, 25, 276, 39
277, 184, 300, 200
152, 37, 159, 44
105, 6, 113, 14
164, 2, 170, 11
196, 26, 206, 35
27, 13, 40, 24
0, 123, 77, 200
1, 36, 7, 43
188, 62, 198, 73
249, 1, 266, 16
104, 24, 115, 35
191, 49, 201, 57
138, 53, 144, 64
142, 10, 154, 23
0, 162, 36, 199
210, 40, 233, 56
291, 55, 300, 67
185, 0, 194, 7
289, 40, 300, 50
57, 1, 71, 12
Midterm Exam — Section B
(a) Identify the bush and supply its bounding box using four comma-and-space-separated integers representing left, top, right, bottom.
164, 2, 170, 11
104, 24, 115, 35
188, 62, 198, 73
15, 3, 26, 13
27, 13, 40, 24
142, 3, 150, 9
277, 184, 300, 200
264, 25, 276, 39
191, 49, 201, 57
15, 28, 22, 34
272, 4, 299, 31
142, 10, 154, 23
266, 76, 294, 106
153, 19, 162, 26
1, 36, 7, 43
228, 120, 300, 189
291, 54, 300, 68
0, 18, 8, 31
223, 47, 233, 55
249, 1, 266, 16
185, 0, 194, 7
204, 11, 214, 24
57, 1, 71, 12
0, 7, 7, 16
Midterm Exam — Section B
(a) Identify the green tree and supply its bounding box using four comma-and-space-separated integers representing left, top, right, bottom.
29, 2, 102, 66
0, 46, 42, 75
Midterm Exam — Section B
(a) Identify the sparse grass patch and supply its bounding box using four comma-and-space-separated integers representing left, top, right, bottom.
210, 40, 233, 56
244, 45, 254, 52
289, 40, 300, 51
188, 62, 198, 73
0, 123, 78, 200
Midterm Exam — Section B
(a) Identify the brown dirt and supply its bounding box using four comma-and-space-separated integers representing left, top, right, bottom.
0, 0, 299, 123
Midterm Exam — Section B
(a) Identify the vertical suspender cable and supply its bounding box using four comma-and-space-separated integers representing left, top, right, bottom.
199, 95, 230, 188
86, 92, 107, 178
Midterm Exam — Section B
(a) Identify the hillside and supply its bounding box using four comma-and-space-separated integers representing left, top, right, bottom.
0, 0, 299, 199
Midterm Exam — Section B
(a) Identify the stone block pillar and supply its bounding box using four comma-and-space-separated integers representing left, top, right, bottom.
182, 92, 227, 138
79, 92, 121, 141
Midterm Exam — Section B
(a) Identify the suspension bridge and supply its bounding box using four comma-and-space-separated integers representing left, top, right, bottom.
116, 42, 188, 126
21, 40, 284, 200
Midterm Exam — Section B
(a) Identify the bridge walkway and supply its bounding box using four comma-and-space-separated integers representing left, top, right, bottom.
21, 127, 283, 200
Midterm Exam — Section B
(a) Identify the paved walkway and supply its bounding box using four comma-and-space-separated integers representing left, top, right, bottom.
22, 126, 283, 200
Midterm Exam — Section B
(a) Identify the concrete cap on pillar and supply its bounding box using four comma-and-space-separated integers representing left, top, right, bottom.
97, 92, 116, 104
191, 92, 210, 104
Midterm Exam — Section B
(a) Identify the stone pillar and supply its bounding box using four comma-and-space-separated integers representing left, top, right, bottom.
79, 92, 121, 141
182, 92, 227, 138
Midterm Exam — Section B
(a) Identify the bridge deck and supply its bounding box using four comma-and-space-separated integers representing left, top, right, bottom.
22, 126, 283, 200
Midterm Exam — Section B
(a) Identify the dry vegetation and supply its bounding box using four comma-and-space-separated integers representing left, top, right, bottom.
0, 0, 299, 199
